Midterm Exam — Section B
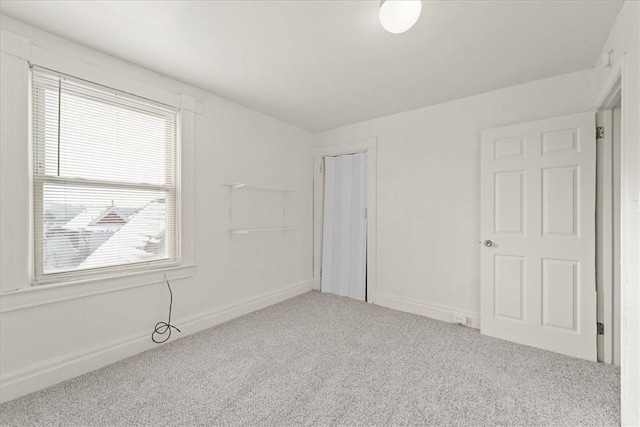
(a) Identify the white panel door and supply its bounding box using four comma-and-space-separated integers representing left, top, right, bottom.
321, 152, 367, 301
480, 112, 597, 361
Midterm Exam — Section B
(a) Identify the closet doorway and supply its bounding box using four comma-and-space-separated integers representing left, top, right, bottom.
321, 152, 368, 301
313, 138, 377, 303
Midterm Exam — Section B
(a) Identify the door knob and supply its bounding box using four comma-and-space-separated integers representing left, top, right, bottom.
483, 240, 493, 247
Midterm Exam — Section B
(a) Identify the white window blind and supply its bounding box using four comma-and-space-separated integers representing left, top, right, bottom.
32, 68, 178, 283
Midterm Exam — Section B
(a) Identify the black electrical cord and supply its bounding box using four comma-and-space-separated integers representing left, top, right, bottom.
152, 274, 181, 344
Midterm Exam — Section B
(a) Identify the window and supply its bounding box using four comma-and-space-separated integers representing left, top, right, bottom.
32, 68, 178, 284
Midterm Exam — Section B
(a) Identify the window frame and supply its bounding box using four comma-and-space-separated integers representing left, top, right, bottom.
30, 66, 182, 286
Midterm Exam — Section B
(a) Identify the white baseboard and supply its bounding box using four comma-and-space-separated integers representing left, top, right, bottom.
375, 292, 481, 329
0, 279, 313, 403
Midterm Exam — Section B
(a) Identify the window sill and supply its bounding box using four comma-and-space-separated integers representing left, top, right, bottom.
0, 264, 196, 313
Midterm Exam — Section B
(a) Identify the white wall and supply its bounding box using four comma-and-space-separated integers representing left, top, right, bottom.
593, 2, 640, 425
313, 70, 594, 327
0, 16, 313, 402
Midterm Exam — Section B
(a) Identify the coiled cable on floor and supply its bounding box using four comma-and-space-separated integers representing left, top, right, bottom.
152, 274, 181, 344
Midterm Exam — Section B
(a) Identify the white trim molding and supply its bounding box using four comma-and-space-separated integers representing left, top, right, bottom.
0, 265, 196, 313
594, 51, 640, 424
615, 53, 639, 426
0, 28, 30, 60
313, 137, 378, 157
376, 292, 481, 329
0, 279, 314, 403
595, 58, 622, 111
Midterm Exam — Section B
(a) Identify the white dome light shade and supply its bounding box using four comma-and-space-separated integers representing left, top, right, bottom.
379, 0, 422, 34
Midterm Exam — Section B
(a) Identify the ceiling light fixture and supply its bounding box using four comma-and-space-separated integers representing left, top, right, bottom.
379, 0, 422, 34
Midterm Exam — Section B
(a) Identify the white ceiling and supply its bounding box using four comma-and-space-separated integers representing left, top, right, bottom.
0, 1, 623, 132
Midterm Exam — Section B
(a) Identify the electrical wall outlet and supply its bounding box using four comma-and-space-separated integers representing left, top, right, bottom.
452, 313, 467, 326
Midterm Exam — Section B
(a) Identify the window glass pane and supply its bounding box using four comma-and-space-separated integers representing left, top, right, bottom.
40, 182, 172, 274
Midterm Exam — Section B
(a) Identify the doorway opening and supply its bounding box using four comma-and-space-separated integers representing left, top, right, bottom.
320, 152, 368, 301
313, 138, 377, 303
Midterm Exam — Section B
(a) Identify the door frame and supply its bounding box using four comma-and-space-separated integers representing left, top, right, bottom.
595, 74, 621, 365
313, 138, 377, 303
594, 53, 638, 424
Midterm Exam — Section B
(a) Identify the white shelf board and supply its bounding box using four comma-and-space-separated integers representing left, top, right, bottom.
229, 227, 297, 235
223, 183, 293, 192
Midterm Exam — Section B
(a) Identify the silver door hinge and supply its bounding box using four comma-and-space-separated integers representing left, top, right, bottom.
597, 322, 604, 335
596, 127, 605, 139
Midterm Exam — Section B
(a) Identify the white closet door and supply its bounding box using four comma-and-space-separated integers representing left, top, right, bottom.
321, 152, 367, 301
